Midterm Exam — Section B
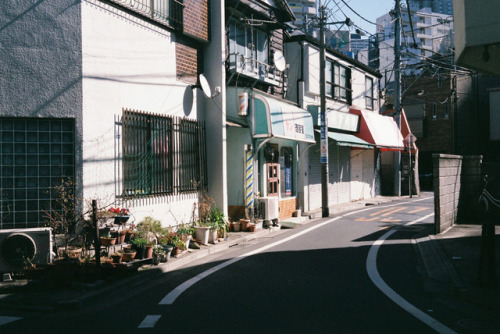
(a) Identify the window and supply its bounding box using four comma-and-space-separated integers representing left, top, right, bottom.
326, 59, 351, 104
121, 110, 206, 198
0, 118, 75, 229
229, 20, 269, 68
365, 76, 375, 109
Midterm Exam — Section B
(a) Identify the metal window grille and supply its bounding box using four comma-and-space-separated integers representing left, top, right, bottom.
109, 0, 184, 30
118, 109, 206, 198
0, 118, 75, 229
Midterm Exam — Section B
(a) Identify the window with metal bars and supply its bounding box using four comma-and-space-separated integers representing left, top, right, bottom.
120, 109, 206, 198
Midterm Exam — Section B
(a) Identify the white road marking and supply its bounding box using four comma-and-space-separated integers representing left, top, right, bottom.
138, 315, 162, 328
159, 216, 343, 304
0, 316, 22, 326
366, 212, 458, 334
160, 196, 434, 306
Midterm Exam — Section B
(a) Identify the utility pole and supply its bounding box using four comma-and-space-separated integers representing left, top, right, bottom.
393, 0, 402, 196
319, 4, 329, 217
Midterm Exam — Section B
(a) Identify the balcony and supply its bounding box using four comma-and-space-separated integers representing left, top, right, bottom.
109, 0, 184, 30
227, 53, 283, 87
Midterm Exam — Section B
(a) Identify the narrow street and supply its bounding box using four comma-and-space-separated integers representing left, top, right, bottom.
1, 194, 468, 333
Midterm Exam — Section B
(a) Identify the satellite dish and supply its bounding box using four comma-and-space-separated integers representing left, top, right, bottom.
274, 51, 286, 72
199, 74, 212, 98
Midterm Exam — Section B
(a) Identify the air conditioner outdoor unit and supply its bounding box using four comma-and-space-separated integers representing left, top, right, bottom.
258, 197, 279, 221
0, 227, 53, 273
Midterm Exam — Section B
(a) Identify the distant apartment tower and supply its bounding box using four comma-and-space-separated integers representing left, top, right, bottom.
409, 0, 453, 15
287, 0, 317, 28
376, 7, 454, 81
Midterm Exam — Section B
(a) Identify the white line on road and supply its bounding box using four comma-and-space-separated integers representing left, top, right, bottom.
160, 196, 434, 306
366, 212, 458, 334
0, 316, 22, 326
159, 216, 343, 305
138, 315, 162, 328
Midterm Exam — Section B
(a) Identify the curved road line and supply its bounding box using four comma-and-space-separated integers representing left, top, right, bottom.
159, 196, 435, 310
366, 212, 458, 334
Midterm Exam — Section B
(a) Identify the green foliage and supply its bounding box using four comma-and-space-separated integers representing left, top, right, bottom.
177, 223, 194, 236
130, 237, 147, 247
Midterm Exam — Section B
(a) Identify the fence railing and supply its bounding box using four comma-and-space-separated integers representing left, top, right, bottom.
109, 0, 184, 30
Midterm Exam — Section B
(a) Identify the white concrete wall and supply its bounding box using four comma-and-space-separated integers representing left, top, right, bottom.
304, 43, 379, 113
0, 1, 84, 195
81, 1, 198, 225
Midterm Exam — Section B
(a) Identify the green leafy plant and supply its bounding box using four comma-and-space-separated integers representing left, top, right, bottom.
177, 224, 194, 236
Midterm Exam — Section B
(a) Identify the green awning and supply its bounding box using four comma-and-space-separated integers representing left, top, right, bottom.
253, 94, 316, 144
315, 130, 374, 149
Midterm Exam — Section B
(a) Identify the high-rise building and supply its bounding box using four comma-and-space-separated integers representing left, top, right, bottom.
409, 0, 453, 15
287, 0, 317, 28
376, 7, 454, 81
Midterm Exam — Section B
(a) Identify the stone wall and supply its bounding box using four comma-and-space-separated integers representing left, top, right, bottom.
433, 154, 462, 233
433, 154, 483, 233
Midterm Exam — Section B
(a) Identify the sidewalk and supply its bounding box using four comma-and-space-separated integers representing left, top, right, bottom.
1, 193, 499, 325
416, 224, 500, 331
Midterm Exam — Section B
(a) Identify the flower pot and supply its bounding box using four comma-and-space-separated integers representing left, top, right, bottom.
248, 224, 256, 232
181, 235, 192, 250
116, 231, 126, 244
240, 219, 251, 231
145, 245, 154, 258
114, 215, 130, 225
161, 245, 173, 262
134, 246, 146, 259
120, 250, 136, 262
194, 226, 210, 245
100, 237, 116, 247
208, 229, 218, 243
125, 230, 135, 242
111, 253, 122, 263
172, 247, 181, 256
232, 222, 241, 232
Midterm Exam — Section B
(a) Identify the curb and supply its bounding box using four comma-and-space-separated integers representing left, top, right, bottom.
0, 226, 282, 312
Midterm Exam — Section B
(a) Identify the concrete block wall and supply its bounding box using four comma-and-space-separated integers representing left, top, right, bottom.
433, 154, 462, 233
433, 154, 483, 233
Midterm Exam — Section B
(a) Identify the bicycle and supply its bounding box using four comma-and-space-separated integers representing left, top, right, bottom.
477, 175, 499, 286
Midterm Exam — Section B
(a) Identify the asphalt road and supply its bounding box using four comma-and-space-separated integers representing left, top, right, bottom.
2, 195, 464, 333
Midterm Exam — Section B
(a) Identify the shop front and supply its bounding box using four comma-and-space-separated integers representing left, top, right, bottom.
226, 88, 315, 221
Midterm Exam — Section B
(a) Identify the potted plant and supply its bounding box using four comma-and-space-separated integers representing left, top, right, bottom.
137, 216, 163, 245
109, 206, 130, 225
157, 236, 173, 262
110, 252, 122, 263
118, 248, 137, 262
130, 237, 147, 259
145, 241, 155, 258
209, 207, 229, 242
177, 224, 194, 249
100, 232, 117, 247
167, 232, 185, 256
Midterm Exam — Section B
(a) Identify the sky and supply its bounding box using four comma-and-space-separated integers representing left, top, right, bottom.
320, 0, 395, 35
